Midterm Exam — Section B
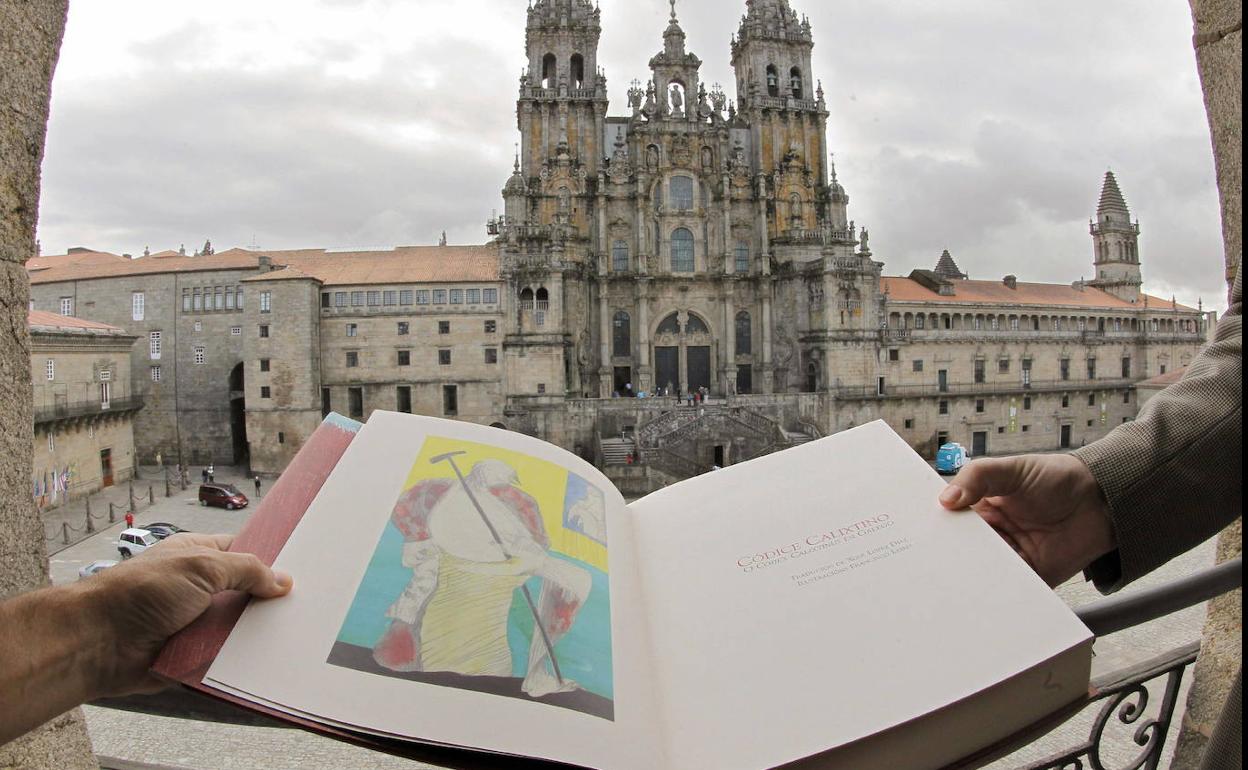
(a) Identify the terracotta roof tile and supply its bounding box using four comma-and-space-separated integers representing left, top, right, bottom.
28, 310, 126, 334
26, 250, 128, 272
29, 245, 500, 287
880, 277, 1199, 312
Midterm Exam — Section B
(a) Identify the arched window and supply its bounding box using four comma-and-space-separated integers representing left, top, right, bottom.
541, 54, 557, 89
519, 287, 535, 306
790, 67, 803, 99
735, 312, 752, 356
570, 54, 585, 89
766, 65, 779, 97
671, 228, 695, 272
657, 313, 681, 335
735, 242, 750, 273
670, 176, 694, 211
612, 240, 630, 272
612, 311, 631, 358
686, 315, 709, 334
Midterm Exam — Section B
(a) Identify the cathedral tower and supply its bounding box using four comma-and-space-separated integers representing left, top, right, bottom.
1089, 171, 1143, 303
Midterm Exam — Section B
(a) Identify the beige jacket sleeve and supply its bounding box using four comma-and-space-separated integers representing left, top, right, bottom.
1075, 267, 1242, 593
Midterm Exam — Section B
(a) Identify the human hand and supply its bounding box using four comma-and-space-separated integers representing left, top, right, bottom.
939, 454, 1117, 587
81, 533, 292, 699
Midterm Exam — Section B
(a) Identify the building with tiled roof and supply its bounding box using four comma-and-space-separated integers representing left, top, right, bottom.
26, 0, 1216, 483
28, 311, 140, 509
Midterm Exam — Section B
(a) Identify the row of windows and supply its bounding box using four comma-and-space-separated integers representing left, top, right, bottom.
325, 384, 461, 420
342, 348, 499, 368
932, 391, 1129, 415
37, 359, 112, 384
181, 286, 253, 313
892, 312, 1202, 335
610, 311, 753, 358
608, 239, 751, 274
323, 288, 499, 309
345, 320, 498, 338
888, 352, 1135, 382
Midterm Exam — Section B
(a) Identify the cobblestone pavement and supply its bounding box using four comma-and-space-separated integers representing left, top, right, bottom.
54, 467, 1221, 769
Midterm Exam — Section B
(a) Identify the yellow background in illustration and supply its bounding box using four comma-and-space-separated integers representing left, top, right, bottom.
405, 436, 609, 572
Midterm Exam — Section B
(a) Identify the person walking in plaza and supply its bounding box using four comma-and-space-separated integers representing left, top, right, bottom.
201, 467, 208, 484
254, 475, 262, 498
207, 464, 215, 483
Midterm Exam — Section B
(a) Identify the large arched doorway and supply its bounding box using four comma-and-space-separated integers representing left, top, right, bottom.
228, 363, 249, 465
653, 311, 714, 395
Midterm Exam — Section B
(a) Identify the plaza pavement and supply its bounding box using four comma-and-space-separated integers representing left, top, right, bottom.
47, 466, 1219, 770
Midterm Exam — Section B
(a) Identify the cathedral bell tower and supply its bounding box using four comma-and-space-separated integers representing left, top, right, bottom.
1089, 171, 1143, 303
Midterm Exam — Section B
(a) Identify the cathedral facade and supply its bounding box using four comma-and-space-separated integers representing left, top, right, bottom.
28, 0, 1213, 489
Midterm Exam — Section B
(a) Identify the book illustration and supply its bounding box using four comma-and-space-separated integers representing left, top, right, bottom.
331, 435, 614, 720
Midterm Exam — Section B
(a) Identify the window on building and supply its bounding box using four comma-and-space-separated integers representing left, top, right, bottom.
1060, 359, 1071, 381
227, 288, 238, 310
485, 320, 497, 334
349, 387, 364, 420
194, 321, 203, 333
194, 346, 206, 365
1010, 317, 1020, 331
151, 365, 162, 382
400, 290, 414, 306
1121, 357, 1131, 378
236, 288, 244, 309
976, 399, 986, 413
613, 311, 631, 358
735, 312, 752, 356
974, 359, 985, 384
321, 293, 331, 309
485, 348, 498, 365
1124, 392, 1132, 404
450, 289, 463, 305
889, 349, 900, 362
612, 240, 630, 273
938, 400, 949, 415
1087, 358, 1097, 380
193, 290, 203, 311
398, 350, 411, 367
443, 385, 458, 416
182, 290, 192, 312
914, 315, 925, 330
397, 322, 410, 336
261, 386, 272, 399
1062, 394, 1070, 408
416, 290, 430, 305
215, 287, 224, 311
990, 317, 1000, 331
260, 359, 271, 373
132, 292, 145, 321
998, 359, 1010, 374
351, 292, 364, 307
439, 321, 451, 335
467, 289, 481, 305
396, 386, 412, 414
149, 331, 162, 360
671, 228, 695, 272
231, 326, 242, 336
259, 325, 270, 338
735, 242, 750, 273
251, 290, 268, 313
1088, 394, 1097, 407
346, 351, 359, 368
384, 291, 397, 306
1024, 396, 1032, 410
321, 388, 332, 418
60, 297, 73, 316
904, 419, 914, 430
367, 291, 380, 307
439, 349, 452, 366
99, 381, 111, 409
433, 290, 448, 305
912, 360, 924, 373
670, 177, 694, 211
45, 359, 54, 381
346, 324, 358, 338
335, 292, 348, 308
766, 64, 780, 97
483, 289, 499, 304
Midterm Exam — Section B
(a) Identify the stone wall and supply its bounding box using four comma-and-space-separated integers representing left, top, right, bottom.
1174, 0, 1242, 767
0, 2, 98, 768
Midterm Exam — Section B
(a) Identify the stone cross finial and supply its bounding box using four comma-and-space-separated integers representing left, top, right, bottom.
670, 0, 677, 20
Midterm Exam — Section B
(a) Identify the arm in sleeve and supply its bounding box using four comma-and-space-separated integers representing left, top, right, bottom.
1075, 268, 1242, 592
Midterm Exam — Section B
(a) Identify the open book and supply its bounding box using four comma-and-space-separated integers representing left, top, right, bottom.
157, 413, 1092, 770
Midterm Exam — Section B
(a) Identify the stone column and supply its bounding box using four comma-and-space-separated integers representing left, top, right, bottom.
1, 3, 98, 769
761, 279, 775, 394
1174, 1, 1242, 767
722, 284, 736, 397
636, 278, 652, 392
598, 279, 612, 398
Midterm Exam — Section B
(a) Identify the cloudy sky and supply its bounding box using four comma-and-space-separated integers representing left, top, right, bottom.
37, 0, 1227, 309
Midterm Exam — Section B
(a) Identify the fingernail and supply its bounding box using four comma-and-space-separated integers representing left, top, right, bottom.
275, 571, 293, 589
939, 486, 962, 507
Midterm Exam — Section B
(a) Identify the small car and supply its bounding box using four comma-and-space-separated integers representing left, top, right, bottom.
935, 443, 971, 475
142, 522, 187, 540
78, 560, 118, 579
117, 529, 159, 559
198, 483, 249, 510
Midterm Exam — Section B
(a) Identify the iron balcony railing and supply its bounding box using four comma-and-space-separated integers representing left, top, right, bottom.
33, 396, 143, 425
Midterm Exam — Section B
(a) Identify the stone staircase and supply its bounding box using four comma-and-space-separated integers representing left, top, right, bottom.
600, 438, 634, 466
782, 429, 816, 447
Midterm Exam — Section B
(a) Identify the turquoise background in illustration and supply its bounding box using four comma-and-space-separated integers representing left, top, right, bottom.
336, 521, 614, 701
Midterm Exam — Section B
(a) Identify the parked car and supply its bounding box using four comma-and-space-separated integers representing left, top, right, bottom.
935, 443, 971, 475
78, 560, 118, 579
199, 484, 249, 510
117, 529, 159, 559
142, 522, 187, 540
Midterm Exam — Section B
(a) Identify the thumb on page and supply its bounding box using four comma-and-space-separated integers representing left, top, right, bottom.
939, 459, 1021, 510
209, 551, 294, 599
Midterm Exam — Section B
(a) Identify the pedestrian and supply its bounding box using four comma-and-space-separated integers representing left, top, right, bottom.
201, 468, 208, 484
207, 464, 215, 483
124, 511, 134, 529
254, 475, 262, 497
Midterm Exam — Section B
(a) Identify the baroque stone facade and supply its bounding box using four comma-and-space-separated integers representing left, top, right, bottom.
27, 0, 1213, 487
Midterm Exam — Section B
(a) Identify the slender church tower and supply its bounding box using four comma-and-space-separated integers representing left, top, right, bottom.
1089, 171, 1143, 303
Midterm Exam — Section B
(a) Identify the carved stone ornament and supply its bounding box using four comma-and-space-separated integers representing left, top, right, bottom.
671, 135, 693, 167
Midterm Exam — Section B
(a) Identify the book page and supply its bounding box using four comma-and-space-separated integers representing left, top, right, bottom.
206, 412, 663, 770
628, 421, 1091, 770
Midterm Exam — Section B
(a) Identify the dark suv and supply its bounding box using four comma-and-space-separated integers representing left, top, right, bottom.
198, 484, 249, 510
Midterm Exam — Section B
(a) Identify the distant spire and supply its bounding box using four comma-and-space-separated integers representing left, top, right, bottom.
934, 249, 967, 281
1097, 170, 1131, 218
179, 243, 186, 256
